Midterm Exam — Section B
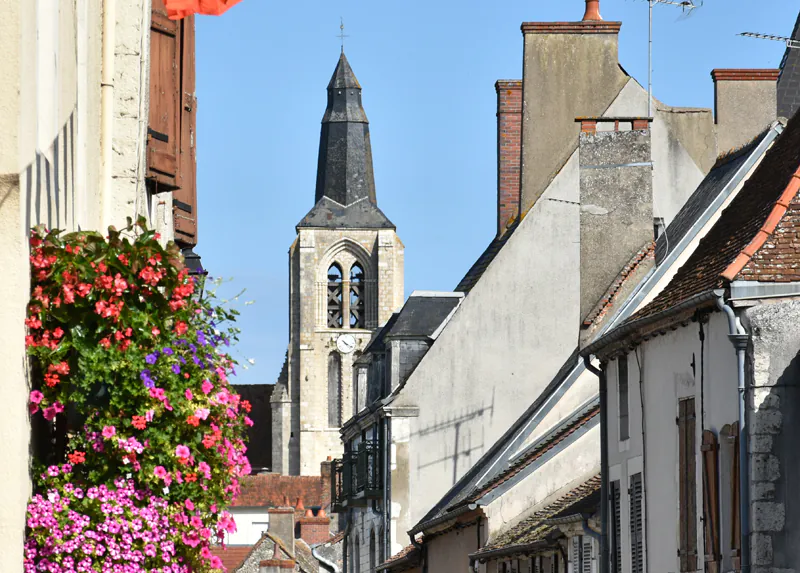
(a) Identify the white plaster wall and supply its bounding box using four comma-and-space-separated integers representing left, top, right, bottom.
483, 428, 600, 538
226, 508, 271, 546
426, 523, 481, 573
396, 151, 582, 526
606, 312, 738, 573
0, 1, 155, 569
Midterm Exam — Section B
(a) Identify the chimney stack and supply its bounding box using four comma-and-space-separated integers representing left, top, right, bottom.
519, 1, 627, 214
577, 117, 654, 343
582, 0, 602, 21
496, 80, 523, 236
712, 69, 779, 153
297, 508, 332, 546
259, 542, 296, 573
267, 508, 295, 556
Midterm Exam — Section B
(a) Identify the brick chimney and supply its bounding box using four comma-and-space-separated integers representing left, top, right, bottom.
259, 542, 295, 573
577, 117, 653, 340
520, 0, 628, 214
297, 508, 332, 546
712, 69, 779, 153
496, 80, 523, 236
267, 508, 295, 556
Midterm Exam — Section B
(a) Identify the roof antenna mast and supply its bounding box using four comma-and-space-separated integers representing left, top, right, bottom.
647, 0, 702, 117
738, 31, 800, 51
338, 17, 349, 53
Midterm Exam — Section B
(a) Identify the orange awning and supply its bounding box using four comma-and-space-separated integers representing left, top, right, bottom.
164, 0, 243, 19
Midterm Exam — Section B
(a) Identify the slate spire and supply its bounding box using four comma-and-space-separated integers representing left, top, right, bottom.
315, 52, 377, 206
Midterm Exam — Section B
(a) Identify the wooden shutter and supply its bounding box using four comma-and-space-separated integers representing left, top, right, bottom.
702, 430, 721, 573
173, 11, 198, 245
581, 538, 593, 573
722, 423, 741, 571
148, 0, 180, 186
678, 398, 698, 572
629, 473, 644, 573
611, 480, 622, 573
571, 536, 581, 570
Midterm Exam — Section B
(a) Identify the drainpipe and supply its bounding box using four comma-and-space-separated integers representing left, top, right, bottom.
584, 356, 609, 573
101, 0, 116, 229
715, 290, 749, 572
313, 545, 341, 573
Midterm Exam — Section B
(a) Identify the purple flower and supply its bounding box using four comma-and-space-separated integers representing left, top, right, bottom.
145, 353, 158, 365
171, 364, 181, 375
140, 370, 156, 389
162, 347, 174, 356
197, 332, 206, 346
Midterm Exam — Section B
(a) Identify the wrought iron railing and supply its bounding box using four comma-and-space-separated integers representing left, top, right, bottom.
331, 440, 382, 509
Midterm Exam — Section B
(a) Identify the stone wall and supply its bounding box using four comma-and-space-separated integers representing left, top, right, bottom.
745, 299, 800, 573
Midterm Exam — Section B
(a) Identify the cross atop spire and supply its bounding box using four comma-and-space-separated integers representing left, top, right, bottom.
338, 18, 349, 53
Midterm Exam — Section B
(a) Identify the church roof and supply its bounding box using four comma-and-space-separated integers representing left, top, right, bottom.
299, 52, 393, 229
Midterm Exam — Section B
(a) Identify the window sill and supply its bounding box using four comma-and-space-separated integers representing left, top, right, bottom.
618, 439, 631, 453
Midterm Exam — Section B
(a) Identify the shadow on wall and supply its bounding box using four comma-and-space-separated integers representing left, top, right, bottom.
414, 392, 495, 486
24, 110, 77, 232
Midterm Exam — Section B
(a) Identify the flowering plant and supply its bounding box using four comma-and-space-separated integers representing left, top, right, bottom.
24, 219, 251, 572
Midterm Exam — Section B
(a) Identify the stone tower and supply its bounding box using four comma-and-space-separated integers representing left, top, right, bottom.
271, 53, 404, 476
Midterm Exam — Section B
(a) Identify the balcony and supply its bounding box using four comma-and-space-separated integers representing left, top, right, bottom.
331, 440, 382, 510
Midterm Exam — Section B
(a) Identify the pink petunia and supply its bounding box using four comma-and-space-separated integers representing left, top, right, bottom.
175, 445, 190, 458
154, 466, 167, 479
29, 390, 44, 404
194, 408, 210, 421
101, 426, 116, 439
201, 379, 213, 395
185, 498, 195, 511
184, 389, 193, 401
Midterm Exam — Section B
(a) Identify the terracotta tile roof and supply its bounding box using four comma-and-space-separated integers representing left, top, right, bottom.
377, 541, 421, 572
235, 473, 329, 510
473, 475, 601, 559
211, 545, 256, 572
628, 110, 800, 323
467, 405, 599, 503
582, 242, 655, 327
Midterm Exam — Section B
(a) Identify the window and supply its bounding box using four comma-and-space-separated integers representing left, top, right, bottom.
327, 263, 344, 328
570, 536, 593, 573
678, 398, 697, 572
350, 263, 365, 328
629, 473, 644, 573
610, 480, 622, 573
618, 355, 629, 441
328, 353, 342, 427
369, 530, 376, 573
653, 217, 665, 241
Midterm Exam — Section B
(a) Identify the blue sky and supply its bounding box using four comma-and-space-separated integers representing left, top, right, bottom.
195, 0, 796, 385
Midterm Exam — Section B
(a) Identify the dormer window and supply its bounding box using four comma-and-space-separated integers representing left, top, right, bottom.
350, 263, 365, 328
327, 263, 343, 328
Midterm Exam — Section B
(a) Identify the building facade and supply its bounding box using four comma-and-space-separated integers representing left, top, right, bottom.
0, 0, 200, 568
272, 53, 404, 477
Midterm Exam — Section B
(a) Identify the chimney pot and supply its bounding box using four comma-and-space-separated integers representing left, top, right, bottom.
282, 495, 290, 507
318, 508, 327, 518
582, 0, 603, 21
295, 497, 304, 510
305, 508, 314, 517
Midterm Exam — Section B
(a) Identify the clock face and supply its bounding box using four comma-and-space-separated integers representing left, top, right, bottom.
336, 334, 356, 354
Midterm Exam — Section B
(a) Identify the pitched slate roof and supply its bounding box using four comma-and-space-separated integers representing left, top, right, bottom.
627, 110, 800, 323
471, 475, 601, 560
386, 293, 462, 338
654, 131, 771, 265
455, 220, 520, 293
777, 10, 800, 119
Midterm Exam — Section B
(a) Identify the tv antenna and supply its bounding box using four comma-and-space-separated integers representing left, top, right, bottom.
738, 32, 800, 51
647, 0, 702, 116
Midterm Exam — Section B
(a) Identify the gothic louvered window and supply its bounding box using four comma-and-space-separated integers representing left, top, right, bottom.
327, 263, 343, 328
678, 398, 698, 572
350, 263, 365, 328
328, 353, 342, 427
369, 530, 375, 573
630, 473, 645, 573
611, 480, 622, 573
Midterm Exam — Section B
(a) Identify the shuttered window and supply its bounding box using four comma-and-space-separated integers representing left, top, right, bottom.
629, 473, 644, 573
618, 356, 630, 441
721, 423, 741, 571
702, 430, 721, 573
148, 0, 198, 246
582, 538, 593, 573
610, 480, 622, 573
571, 536, 581, 572
678, 397, 698, 572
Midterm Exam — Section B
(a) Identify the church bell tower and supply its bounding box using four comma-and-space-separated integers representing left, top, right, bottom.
271, 52, 404, 476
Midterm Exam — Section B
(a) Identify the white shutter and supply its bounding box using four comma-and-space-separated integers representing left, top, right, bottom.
582, 538, 593, 573
630, 473, 644, 573
551, 553, 557, 573
571, 536, 581, 573
534, 556, 541, 573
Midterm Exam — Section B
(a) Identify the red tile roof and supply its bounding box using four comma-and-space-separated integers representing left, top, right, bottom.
629, 111, 800, 322
211, 545, 255, 572
235, 473, 329, 510
377, 540, 422, 572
